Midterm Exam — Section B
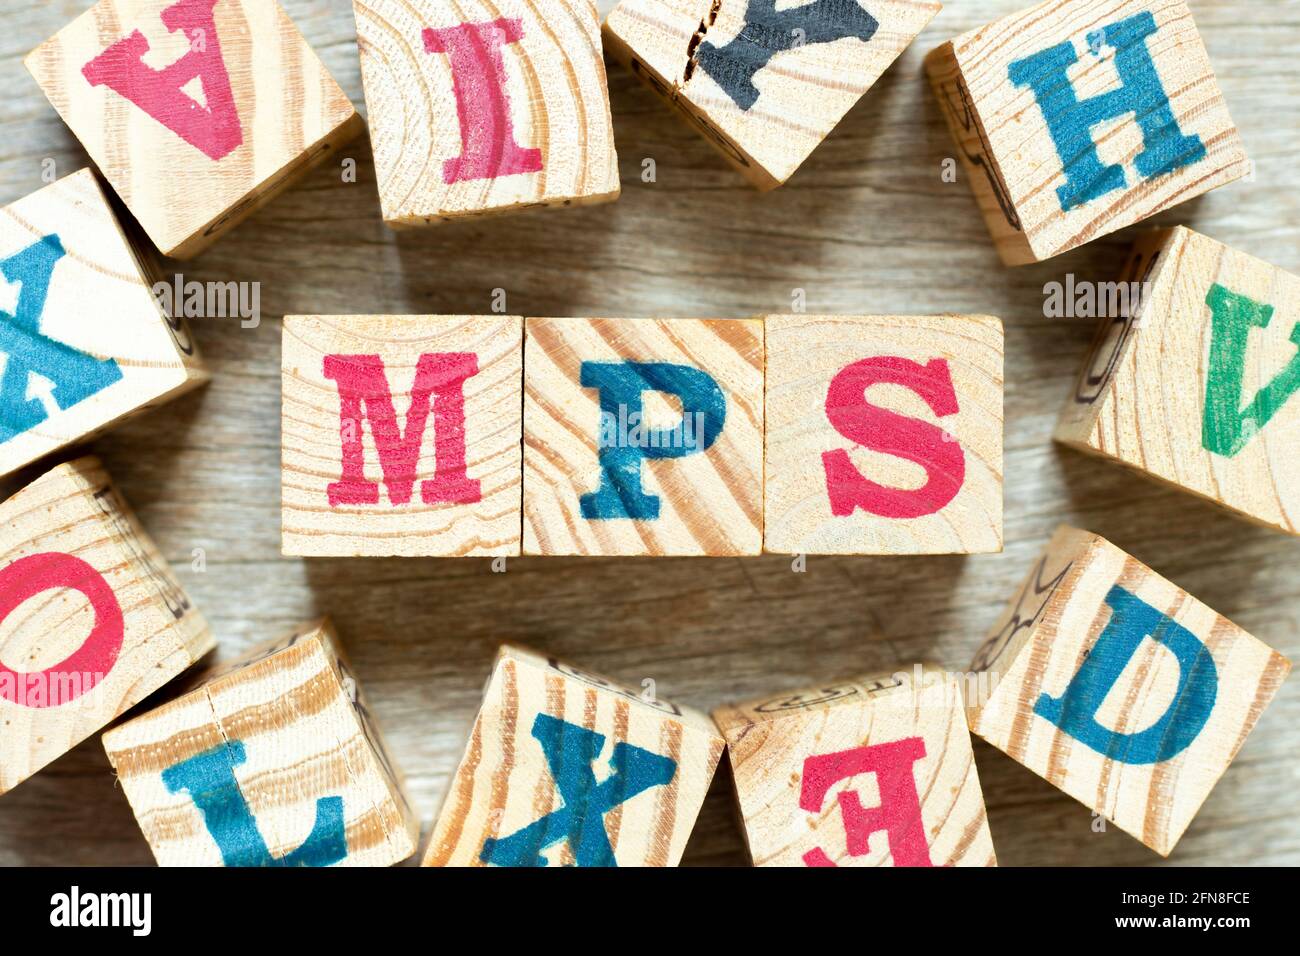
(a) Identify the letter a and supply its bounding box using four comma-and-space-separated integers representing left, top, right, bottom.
82, 0, 243, 161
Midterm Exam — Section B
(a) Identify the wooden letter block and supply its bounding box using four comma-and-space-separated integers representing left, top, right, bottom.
282, 314, 523, 557
0, 457, 212, 795
354, 0, 620, 224
926, 0, 1248, 265
26, 0, 362, 258
1057, 227, 1300, 536
103, 619, 418, 867
424, 645, 724, 866
0, 170, 207, 480
765, 314, 1003, 555
968, 526, 1291, 856
715, 666, 997, 866
604, 0, 941, 189
523, 316, 763, 555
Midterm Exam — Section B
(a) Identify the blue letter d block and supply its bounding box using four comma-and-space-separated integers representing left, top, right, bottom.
1033, 585, 1218, 764
579, 361, 726, 520
162, 741, 348, 866
1008, 11, 1206, 211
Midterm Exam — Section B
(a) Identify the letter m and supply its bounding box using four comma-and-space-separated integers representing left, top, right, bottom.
322, 353, 482, 507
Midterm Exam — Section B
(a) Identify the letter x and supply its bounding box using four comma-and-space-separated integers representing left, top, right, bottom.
479, 713, 678, 867
0, 234, 122, 443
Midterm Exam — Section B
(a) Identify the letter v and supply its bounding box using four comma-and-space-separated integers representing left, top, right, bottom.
82, 0, 242, 161
1202, 282, 1300, 458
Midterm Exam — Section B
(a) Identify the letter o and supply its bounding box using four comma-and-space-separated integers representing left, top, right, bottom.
0, 553, 124, 708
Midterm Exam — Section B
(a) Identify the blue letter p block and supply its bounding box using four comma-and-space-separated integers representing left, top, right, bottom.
579, 361, 726, 520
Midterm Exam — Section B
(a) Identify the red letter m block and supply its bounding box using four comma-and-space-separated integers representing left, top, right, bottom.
323, 353, 482, 507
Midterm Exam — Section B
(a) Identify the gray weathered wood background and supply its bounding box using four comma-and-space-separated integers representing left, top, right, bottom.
1, 0, 1296, 866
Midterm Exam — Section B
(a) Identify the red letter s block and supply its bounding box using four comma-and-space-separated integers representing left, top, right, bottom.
822, 356, 965, 520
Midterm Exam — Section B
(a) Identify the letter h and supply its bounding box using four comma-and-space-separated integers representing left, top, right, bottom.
1008, 11, 1206, 211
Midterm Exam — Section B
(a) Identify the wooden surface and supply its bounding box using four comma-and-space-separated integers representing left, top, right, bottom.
0, 0, 1296, 866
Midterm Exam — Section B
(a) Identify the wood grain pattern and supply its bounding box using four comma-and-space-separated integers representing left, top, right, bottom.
523, 315, 763, 555
764, 313, 1003, 554
1, 0, 1298, 867
926, 0, 1249, 265
715, 664, 997, 866
1056, 226, 1300, 536
423, 644, 724, 866
354, 0, 620, 223
0, 168, 208, 479
604, 0, 942, 189
281, 314, 523, 556
102, 618, 419, 866
968, 525, 1291, 856
25, 0, 362, 258
0, 456, 213, 794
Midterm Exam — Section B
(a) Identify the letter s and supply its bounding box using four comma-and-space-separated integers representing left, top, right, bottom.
822, 356, 965, 519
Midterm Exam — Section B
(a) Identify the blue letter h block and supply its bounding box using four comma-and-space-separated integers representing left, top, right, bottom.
1008, 11, 1206, 211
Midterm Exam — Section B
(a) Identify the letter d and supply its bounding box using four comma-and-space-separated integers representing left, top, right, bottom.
1034, 586, 1217, 764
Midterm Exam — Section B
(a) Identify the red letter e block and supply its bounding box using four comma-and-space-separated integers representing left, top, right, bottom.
714, 665, 997, 867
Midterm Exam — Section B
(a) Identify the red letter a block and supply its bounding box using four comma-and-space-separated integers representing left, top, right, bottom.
282, 315, 523, 557
714, 665, 997, 867
354, 0, 619, 224
26, 0, 361, 258
82, 0, 242, 162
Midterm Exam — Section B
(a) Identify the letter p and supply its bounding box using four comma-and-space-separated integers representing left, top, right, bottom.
579, 361, 726, 520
